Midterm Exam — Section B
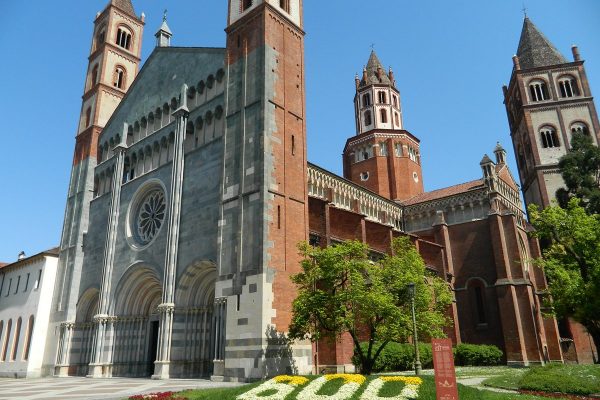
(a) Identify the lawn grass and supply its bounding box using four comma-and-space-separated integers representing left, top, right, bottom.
483, 364, 600, 396
172, 375, 556, 400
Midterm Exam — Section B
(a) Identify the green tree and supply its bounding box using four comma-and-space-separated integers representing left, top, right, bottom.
288, 237, 453, 374
556, 131, 600, 215
529, 199, 600, 359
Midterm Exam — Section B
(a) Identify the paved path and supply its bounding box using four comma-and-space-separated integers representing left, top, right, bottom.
457, 376, 519, 394
0, 376, 243, 400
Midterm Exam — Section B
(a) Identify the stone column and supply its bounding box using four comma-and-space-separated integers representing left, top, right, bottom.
55, 322, 74, 377
153, 85, 189, 380
210, 297, 227, 381
88, 128, 128, 378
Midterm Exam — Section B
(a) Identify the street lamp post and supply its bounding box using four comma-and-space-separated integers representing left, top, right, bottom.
407, 282, 422, 376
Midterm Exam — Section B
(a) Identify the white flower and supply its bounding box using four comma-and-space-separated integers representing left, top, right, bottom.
236, 378, 295, 400
359, 378, 421, 400
297, 376, 361, 400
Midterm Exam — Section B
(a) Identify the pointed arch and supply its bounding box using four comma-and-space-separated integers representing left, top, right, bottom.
22, 315, 34, 361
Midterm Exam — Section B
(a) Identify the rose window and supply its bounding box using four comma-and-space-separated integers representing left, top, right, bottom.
135, 190, 166, 245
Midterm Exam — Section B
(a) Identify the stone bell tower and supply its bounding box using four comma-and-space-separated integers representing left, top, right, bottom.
503, 17, 600, 210
50, 0, 144, 376
213, 0, 311, 380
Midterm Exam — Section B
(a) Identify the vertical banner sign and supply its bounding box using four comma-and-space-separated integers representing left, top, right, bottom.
432, 339, 459, 400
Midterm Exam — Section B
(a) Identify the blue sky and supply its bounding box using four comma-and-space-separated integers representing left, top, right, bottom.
0, 0, 598, 262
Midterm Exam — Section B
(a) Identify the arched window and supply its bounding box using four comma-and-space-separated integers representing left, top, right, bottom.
279, 0, 290, 13
85, 107, 92, 128
394, 112, 400, 127
518, 235, 531, 280
91, 65, 99, 88
364, 110, 372, 126
113, 67, 126, 89
570, 122, 589, 136
380, 109, 388, 124
529, 80, 550, 102
95, 26, 106, 50
11, 317, 21, 361
116, 27, 132, 50
0, 321, 3, 359
558, 75, 580, 98
1, 319, 11, 361
468, 280, 487, 325
379, 141, 388, 156
22, 316, 33, 361
392, 95, 398, 108
394, 143, 403, 157
540, 126, 560, 148
377, 91, 387, 104
362, 93, 371, 107
242, 0, 253, 12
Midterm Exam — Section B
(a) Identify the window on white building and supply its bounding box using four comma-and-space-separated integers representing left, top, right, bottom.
362, 93, 371, 107
558, 76, 580, 98
529, 80, 550, 102
380, 109, 388, 124
571, 122, 589, 136
378, 91, 387, 104
540, 127, 560, 148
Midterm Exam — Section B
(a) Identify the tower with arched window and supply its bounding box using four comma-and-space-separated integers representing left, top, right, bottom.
343, 51, 424, 202
503, 17, 600, 209
50, 0, 143, 378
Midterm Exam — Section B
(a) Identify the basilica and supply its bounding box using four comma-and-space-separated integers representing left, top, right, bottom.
29, 0, 599, 381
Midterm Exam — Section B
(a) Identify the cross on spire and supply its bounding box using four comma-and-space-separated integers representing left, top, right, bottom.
522, 3, 528, 18
163, 9, 168, 22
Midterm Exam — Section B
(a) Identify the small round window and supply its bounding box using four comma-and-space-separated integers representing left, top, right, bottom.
413, 172, 419, 183
360, 172, 370, 181
132, 187, 167, 246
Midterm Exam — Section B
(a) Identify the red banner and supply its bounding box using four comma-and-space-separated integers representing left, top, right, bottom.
432, 338, 459, 400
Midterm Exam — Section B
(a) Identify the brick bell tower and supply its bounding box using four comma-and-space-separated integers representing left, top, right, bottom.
343, 51, 424, 202
503, 17, 600, 210
215, 0, 310, 380
50, 0, 143, 375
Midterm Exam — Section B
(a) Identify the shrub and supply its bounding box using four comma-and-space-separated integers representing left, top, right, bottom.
454, 343, 503, 366
519, 364, 600, 396
353, 341, 433, 372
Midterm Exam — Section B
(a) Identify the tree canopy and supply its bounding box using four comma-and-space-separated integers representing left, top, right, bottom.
556, 131, 600, 215
288, 236, 453, 374
529, 198, 600, 357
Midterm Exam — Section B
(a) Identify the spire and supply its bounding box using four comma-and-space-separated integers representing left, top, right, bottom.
360, 50, 393, 87
155, 10, 173, 48
109, 0, 136, 17
494, 142, 507, 165
516, 17, 567, 69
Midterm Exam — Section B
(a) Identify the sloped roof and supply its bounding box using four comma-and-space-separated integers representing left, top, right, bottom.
401, 179, 485, 206
109, 0, 136, 17
517, 17, 567, 69
360, 50, 393, 87
0, 247, 60, 271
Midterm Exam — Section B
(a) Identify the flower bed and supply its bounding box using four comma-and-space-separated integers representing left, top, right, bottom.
236, 374, 423, 400
129, 392, 186, 400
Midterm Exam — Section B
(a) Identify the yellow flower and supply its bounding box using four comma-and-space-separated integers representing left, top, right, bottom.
274, 375, 310, 386
324, 374, 366, 385
380, 376, 423, 385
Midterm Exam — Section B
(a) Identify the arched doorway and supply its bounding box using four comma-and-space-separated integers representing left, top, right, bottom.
173, 261, 216, 378
112, 266, 162, 377
67, 288, 99, 376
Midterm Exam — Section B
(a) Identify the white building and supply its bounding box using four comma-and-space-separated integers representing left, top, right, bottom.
0, 248, 59, 378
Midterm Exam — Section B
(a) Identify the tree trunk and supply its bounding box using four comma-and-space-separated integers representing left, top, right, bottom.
589, 330, 600, 364
362, 359, 373, 375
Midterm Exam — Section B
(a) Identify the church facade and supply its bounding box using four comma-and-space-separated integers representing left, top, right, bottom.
42, 0, 596, 382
